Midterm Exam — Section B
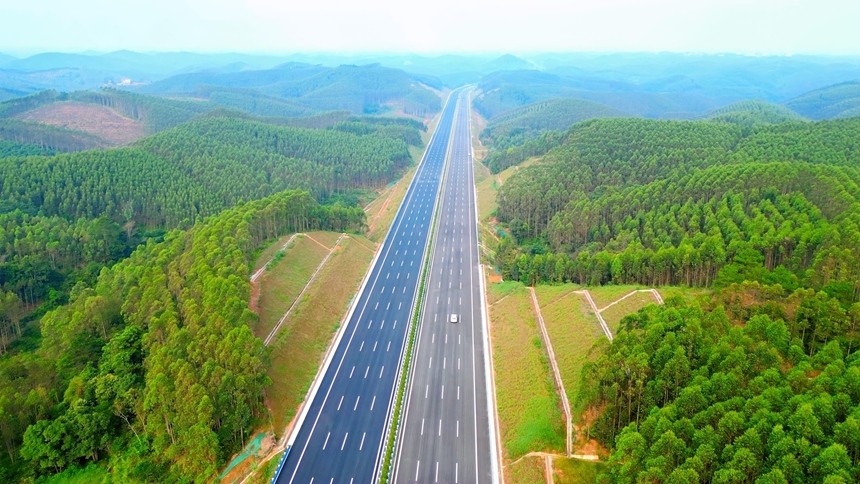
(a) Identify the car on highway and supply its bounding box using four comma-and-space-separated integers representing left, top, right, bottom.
449, 314, 459, 323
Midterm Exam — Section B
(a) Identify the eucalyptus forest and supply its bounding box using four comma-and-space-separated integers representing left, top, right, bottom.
0, 44, 859, 484
484, 107, 860, 482
0, 98, 421, 481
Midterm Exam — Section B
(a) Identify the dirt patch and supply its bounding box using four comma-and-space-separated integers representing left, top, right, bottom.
15, 101, 146, 145
249, 279, 261, 313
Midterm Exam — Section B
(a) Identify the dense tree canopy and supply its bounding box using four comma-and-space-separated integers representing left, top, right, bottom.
480, 97, 628, 150
1, 190, 363, 482
0, 102, 414, 481
0, 116, 413, 228
580, 289, 860, 483
494, 117, 860, 300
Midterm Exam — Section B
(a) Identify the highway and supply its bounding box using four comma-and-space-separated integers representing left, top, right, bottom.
393, 89, 496, 483
273, 89, 462, 484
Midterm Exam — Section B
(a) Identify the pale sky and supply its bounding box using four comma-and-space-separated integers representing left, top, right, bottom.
1, 0, 858, 56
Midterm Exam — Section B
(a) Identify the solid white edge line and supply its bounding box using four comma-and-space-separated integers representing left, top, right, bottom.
383, 88, 460, 484
469, 88, 502, 484
277, 89, 456, 484
391, 87, 461, 483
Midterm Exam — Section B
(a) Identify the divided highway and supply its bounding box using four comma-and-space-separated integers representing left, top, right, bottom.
273, 90, 461, 484
393, 89, 497, 483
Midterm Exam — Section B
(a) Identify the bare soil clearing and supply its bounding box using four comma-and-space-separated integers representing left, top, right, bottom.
15, 101, 145, 145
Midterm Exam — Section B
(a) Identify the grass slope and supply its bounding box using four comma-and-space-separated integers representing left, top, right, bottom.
507, 455, 547, 484
253, 233, 331, 338
534, 285, 603, 416
489, 281, 565, 459
264, 234, 375, 435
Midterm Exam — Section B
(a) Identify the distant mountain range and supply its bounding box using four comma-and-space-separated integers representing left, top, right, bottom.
1, 50, 858, 120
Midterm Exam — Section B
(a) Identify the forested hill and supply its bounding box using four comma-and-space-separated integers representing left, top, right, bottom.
702, 100, 806, 126
581, 292, 860, 483
494, 117, 860, 295
0, 105, 414, 481
479, 97, 629, 149
785, 81, 860, 120
0, 116, 414, 227
0, 190, 363, 482
135, 63, 443, 117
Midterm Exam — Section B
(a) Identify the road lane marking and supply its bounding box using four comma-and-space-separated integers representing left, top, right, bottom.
415, 461, 420, 481
429, 357, 432, 368
373, 341, 377, 351
364, 366, 369, 378
438, 420, 442, 436
350, 366, 354, 378
435, 462, 439, 482
387, 341, 391, 351
379, 366, 384, 378
354, 396, 360, 410
457, 420, 460, 437
341, 432, 348, 450
359, 341, 364, 351
337, 395, 343, 410
370, 396, 376, 410
360, 432, 366, 451
322, 432, 330, 450
421, 419, 424, 435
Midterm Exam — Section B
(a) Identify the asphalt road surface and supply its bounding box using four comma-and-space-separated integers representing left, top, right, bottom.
393, 89, 496, 484
273, 89, 462, 484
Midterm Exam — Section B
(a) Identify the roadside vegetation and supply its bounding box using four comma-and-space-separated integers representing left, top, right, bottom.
265, 233, 374, 435
0, 81, 438, 482
507, 455, 547, 484
475, 100, 860, 482
489, 281, 566, 460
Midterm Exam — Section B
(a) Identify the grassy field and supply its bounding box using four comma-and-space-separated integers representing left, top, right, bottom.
253, 234, 330, 338
253, 233, 296, 272
534, 286, 604, 417
489, 280, 565, 459
600, 291, 660, 332
247, 451, 283, 484
586, 285, 648, 309
553, 458, 606, 484
507, 455, 547, 484
265, 234, 375, 436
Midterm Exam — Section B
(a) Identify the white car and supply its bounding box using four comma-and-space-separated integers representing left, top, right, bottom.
449, 314, 459, 323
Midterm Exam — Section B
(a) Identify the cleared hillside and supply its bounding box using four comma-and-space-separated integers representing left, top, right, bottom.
15, 101, 146, 145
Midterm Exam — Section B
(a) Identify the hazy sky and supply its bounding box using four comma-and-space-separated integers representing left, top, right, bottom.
1, 0, 858, 56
